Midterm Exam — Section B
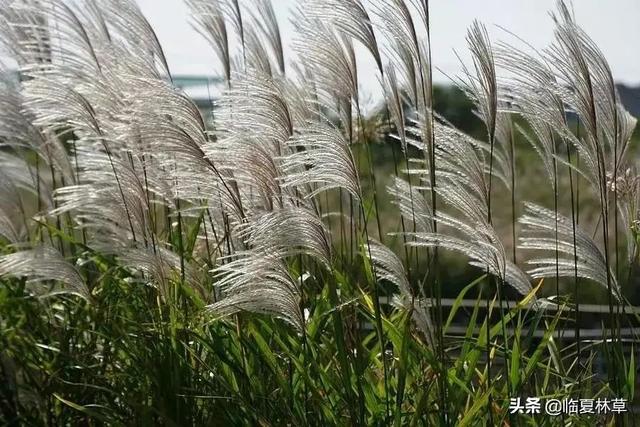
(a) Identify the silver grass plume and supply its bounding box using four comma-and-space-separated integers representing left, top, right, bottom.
186, 0, 231, 84
610, 168, 640, 264
0, 77, 45, 149
211, 70, 318, 213
0, 0, 52, 67
387, 177, 432, 235
0, 152, 51, 242
400, 120, 531, 295
206, 200, 331, 331
215, 71, 297, 153
248, 0, 284, 74
280, 121, 362, 201
546, 1, 635, 193
207, 252, 303, 331
459, 23, 519, 198
243, 26, 273, 76
367, 239, 434, 344
382, 65, 408, 151
242, 207, 332, 268
0, 246, 90, 300
0, 77, 56, 208
225, 0, 245, 51
0, 166, 30, 243
0, 75, 74, 191
408, 216, 531, 296
52, 144, 157, 249
304, 0, 382, 72
371, 0, 420, 61
19, 0, 104, 77
458, 21, 498, 145
489, 112, 515, 191
122, 76, 245, 221
99, 0, 171, 76
494, 41, 570, 184
292, 14, 358, 109
432, 122, 490, 212
211, 136, 283, 213
519, 203, 621, 299
371, 0, 421, 106
367, 239, 411, 297
121, 246, 207, 300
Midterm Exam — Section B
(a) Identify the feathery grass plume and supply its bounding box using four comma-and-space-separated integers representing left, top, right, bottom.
367, 239, 411, 297
382, 65, 408, 151
494, 39, 567, 196
100, 0, 171, 76
610, 168, 640, 264
304, 0, 382, 72
0, 0, 52, 66
121, 246, 207, 300
211, 136, 282, 213
24, 78, 103, 139
494, 39, 569, 139
0, 77, 64, 199
431, 121, 490, 210
225, 0, 245, 50
51, 145, 156, 249
215, 71, 296, 153
18, 0, 104, 77
388, 177, 432, 234
400, 120, 532, 295
292, 13, 358, 110
0, 246, 89, 299
457, 22, 512, 219
546, 1, 635, 194
186, 0, 231, 84
241, 207, 332, 268
84, 0, 111, 41
371, 0, 422, 107
0, 77, 44, 149
207, 252, 303, 331
0, 152, 51, 242
211, 71, 317, 212
371, 0, 419, 61
0, 207, 22, 244
0, 168, 29, 243
459, 21, 498, 146
616, 106, 638, 156
456, 25, 505, 406
122, 76, 245, 222
547, 4, 633, 365
367, 239, 434, 342
372, 0, 434, 161
248, 0, 284, 74
0, 74, 75, 195
519, 202, 621, 299
487, 112, 514, 191
495, 33, 585, 353
409, 219, 531, 296
244, 26, 274, 76
280, 122, 361, 201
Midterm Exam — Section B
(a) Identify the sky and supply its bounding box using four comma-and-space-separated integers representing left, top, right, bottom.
137, 0, 640, 98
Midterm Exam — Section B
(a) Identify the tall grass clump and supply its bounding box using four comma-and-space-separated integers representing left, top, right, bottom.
0, 0, 638, 425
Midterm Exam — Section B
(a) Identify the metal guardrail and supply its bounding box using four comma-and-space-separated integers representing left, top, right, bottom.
435, 298, 640, 315
378, 296, 640, 315
445, 326, 640, 340
373, 297, 640, 340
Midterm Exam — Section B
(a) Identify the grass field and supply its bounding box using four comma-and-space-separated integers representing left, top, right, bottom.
1, 0, 639, 425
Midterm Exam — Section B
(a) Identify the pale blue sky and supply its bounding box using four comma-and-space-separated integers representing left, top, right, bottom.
138, 0, 640, 98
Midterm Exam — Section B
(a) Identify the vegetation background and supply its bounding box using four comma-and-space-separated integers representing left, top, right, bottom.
0, 0, 639, 425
